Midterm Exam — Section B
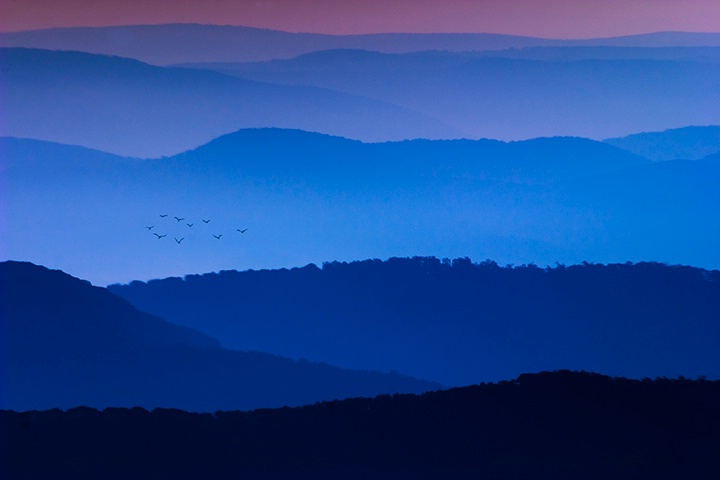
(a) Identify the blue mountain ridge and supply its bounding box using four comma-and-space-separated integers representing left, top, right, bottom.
604, 125, 720, 160
0, 47, 460, 157
2, 127, 718, 286
0, 260, 441, 412
179, 49, 720, 142
108, 257, 720, 386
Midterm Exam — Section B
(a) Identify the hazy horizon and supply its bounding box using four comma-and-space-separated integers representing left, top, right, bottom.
4, 22, 720, 39
2, 0, 720, 37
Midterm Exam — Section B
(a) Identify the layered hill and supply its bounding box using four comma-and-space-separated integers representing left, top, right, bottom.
109, 257, 720, 386
0, 48, 458, 157
0, 25, 570, 64
2, 24, 720, 64
604, 125, 720, 160
5, 44, 720, 156
411, 45, 720, 63
165, 128, 651, 185
185, 49, 720, 141
2, 371, 719, 479
3, 129, 718, 285
0, 261, 440, 412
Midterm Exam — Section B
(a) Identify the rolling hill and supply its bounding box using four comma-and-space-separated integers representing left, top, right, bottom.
2, 24, 720, 64
5, 42, 720, 154
0, 48, 459, 157
0, 261, 441, 412
604, 125, 720, 160
108, 257, 720, 386
2, 128, 718, 286
184, 49, 720, 141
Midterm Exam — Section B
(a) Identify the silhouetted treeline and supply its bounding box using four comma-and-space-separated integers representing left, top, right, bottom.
110, 257, 720, 385
2, 371, 719, 479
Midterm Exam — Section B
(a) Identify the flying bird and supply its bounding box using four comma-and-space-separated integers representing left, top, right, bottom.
213, 234, 223, 239
159, 214, 168, 218
187, 223, 194, 227
237, 228, 248, 233
154, 233, 167, 239
175, 237, 185, 244
146, 225, 155, 230
202, 219, 210, 223
174, 216, 185, 222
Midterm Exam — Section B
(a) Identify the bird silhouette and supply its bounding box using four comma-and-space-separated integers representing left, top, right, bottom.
175, 237, 185, 244
146, 225, 155, 230
202, 219, 210, 223
154, 233, 167, 239
159, 214, 168, 218
237, 228, 248, 233
213, 234, 222, 239
187, 223, 194, 227
174, 216, 185, 222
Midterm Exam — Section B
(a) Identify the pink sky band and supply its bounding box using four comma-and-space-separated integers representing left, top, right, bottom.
2, 0, 720, 38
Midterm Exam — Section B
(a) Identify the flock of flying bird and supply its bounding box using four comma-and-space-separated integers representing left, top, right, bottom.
146, 214, 248, 244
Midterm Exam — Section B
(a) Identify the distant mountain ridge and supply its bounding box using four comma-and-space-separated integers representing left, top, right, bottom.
0, 47, 460, 157
170, 128, 651, 186
604, 125, 720, 160
2, 24, 720, 64
3, 128, 718, 285
5, 45, 720, 155
182, 49, 720, 142
1, 128, 650, 186
0, 261, 441, 412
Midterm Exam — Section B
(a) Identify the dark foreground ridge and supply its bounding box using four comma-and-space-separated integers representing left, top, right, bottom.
2, 371, 719, 479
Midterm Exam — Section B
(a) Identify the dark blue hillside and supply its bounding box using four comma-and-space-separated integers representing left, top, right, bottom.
109, 257, 720, 386
2, 260, 219, 352
0, 261, 441, 412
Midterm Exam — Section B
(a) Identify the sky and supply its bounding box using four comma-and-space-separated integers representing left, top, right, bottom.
2, 0, 720, 38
